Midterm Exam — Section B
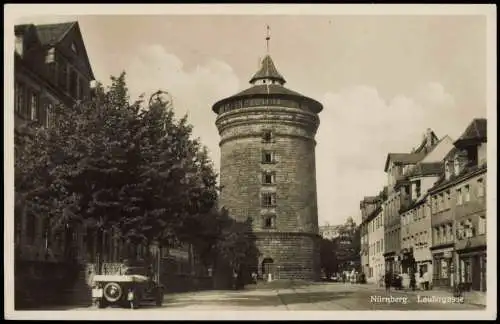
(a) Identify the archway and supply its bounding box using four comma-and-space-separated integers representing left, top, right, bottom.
261, 258, 274, 277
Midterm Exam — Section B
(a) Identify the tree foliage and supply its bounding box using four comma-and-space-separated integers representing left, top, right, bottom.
14, 72, 220, 253
320, 237, 338, 278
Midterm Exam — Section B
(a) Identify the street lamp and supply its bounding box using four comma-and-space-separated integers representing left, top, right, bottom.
149, 90, 173, 108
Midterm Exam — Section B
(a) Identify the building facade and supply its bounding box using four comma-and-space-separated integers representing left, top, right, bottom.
367, 205, 385, 284
383, 129, 439, 274
428, 119, 487, 292
212, 54, 323, 280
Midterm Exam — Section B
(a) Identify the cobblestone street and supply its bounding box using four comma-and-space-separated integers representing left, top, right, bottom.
67, 282, 485, 311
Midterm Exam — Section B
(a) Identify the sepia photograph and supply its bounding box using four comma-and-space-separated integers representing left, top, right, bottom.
4, 4, 496, 321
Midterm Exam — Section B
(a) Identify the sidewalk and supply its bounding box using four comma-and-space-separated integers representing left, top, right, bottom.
360, 282, 486, 306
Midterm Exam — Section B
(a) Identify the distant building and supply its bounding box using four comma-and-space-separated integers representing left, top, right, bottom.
319, 224, 343, 240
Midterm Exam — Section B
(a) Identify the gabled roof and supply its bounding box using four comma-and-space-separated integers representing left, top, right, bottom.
384, 152, 426, 172
454, 118, 487, 147
34, 21, 76, 46
249, 55, 286, 84
14, 24, 34, 36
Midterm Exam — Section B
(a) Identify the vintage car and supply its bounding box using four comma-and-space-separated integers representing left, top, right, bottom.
91, 264, 164, 309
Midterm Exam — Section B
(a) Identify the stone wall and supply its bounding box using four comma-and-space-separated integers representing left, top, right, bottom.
256, 232, 320, 281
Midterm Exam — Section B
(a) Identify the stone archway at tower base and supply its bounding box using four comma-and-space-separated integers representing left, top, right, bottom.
256, 232, 321, 282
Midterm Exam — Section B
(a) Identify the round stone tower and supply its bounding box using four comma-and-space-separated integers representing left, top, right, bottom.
212, 54, 323, 281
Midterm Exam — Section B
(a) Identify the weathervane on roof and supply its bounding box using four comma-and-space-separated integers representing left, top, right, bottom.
266, 25, 271, 54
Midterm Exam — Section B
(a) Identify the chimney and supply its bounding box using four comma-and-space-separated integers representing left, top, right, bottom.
425, 128, 434, 150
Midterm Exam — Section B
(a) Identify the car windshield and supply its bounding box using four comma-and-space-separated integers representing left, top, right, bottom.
124, 267, 149, 276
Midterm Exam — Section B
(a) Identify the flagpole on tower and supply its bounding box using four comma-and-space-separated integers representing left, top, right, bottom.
266, 25, 271, 54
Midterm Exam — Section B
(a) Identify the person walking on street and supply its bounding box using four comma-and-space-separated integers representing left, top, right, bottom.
384, 270, 392, 293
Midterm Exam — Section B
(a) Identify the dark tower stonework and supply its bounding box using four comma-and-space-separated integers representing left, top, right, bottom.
212, 55, 323, 281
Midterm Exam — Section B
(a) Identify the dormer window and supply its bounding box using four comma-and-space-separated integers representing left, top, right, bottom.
454, 158, 461, 176
445, 161, 452, 180
71, 42, 77, 53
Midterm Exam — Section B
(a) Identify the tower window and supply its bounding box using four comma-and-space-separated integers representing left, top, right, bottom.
263, 215, 276, 229
262, 151, 276, 164
261, 192, 276, 208
262, 171, 276, 184
262, 130, 273, 143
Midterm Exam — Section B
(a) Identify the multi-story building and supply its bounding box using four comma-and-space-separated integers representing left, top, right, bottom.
335, 217, 361, 272
212, 53, 323, 280
428, 119, 487, 292
397, 135, 455, 287
367, 201, 385, 284
383, 129, 439, 273
14, 21, 97, 308
360, 196, 377, 276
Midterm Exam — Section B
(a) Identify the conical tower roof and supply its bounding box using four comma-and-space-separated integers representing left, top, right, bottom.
249, 55, 286, 84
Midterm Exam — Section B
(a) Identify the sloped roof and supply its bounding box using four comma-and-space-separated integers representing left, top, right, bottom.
234, 84, 304, 97
406, 162, 444, 178
384, 152, 426, 172
454, 118, 487, 146
249, 55, 286, 84
14, 24, 33, 36
35, 21, 76, 46
212, 84, 323, 113
362, 196, 379, 203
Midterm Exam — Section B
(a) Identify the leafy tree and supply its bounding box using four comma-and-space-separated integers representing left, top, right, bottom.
15, 71, 222, 261
320, 237, 338, 278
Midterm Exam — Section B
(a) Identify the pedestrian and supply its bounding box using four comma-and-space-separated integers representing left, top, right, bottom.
384, 270, 392, 293
409, 270, 416, 291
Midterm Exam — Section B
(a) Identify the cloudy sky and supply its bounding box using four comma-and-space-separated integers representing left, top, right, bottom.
12, 6, 490, 226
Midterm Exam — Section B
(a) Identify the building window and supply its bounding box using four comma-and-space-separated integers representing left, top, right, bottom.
456, 188, 463, 205
261, 192, 276, 208
464, 185, 470, 202
45, 47, 55, 63
454, 159, 461, 175
30, 92, 39, 121
477, 178, 485, 198
262, 151, 276, 164
45, 103, 53, 128
447, 224, 453, 242
478, 216, 486, 235
416, 180, 421, 197
464, 219, 474, 238
59, 61, 68, 91
262, 171, 276, 184
71, 42, 78, 53
15, 82, 24, 116
262, 215, 275, 229
262, 130, 273, 143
